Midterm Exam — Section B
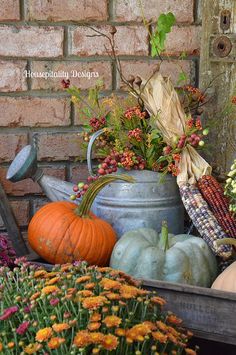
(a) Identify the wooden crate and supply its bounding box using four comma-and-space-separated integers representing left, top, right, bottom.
142, 279, 236, 346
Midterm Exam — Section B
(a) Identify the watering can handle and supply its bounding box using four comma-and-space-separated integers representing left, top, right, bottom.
87, 128, 106, 177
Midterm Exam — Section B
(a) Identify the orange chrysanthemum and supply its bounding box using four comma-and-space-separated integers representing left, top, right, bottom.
44, 272, 58, 279
35, 328, 53, 342
97, 267, 111, 273
7, 342, 14, 349
115, 328, 126, 337
167, 333, 178, 344
185, 349, 197, 355
76, 290, 94, 299
30, 292, 41, 301
102, 334, 118, 351
119, 285, 139, 298
46, 276, 60, 285
0, 343, 2, 352
152, 331, 168, 343
90, 313, 101, 322
24, 343, 42, 354
126, 323, 151, 342
34, 270, 47, 278
90, 332, 104, 344
85, 282, 96, 290
88, 322, 101, 331
100, 278, 121, 290
150, 296, 167, 306
167, 326, 179, 337
60, 263, 73, 272
156, 320, 168, 332
106, 293, 120, 300
47, 337, 65, 350
82, 296, 107, 310
41, 286, 59, 295
73, 330, 90, 348
52, 323, 70, 333
103, 315, 122, 328
75, 275, 91, 284
166, 314, 182, 325
67, 288, 77, 295
143, 321, 157, 331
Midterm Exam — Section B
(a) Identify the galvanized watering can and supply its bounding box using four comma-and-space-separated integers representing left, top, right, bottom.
7, 132, 184, 237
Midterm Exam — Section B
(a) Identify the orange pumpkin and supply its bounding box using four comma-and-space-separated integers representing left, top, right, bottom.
28, 174, 134, 266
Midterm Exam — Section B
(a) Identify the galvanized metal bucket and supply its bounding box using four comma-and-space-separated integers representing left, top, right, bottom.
87, 130, 184, 237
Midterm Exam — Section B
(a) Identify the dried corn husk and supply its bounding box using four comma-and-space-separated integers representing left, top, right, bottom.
137, 72, 212, 186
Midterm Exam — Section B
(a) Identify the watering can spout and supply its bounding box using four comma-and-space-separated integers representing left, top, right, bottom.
6, 144, 75, 203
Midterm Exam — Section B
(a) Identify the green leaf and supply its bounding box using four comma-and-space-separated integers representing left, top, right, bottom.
151, 12, 176, 57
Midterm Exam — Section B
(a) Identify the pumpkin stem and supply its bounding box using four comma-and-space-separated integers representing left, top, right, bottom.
214, 238, 236, 248
160, 220, 169, 252
75, 174, 135, 217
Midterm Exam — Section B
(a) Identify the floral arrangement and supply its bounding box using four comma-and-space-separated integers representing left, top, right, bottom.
0, 233, 16, 267
225, 159, 236, 213
0, 261, 197, 354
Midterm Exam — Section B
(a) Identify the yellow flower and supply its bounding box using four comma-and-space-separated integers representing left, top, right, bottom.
102, 334, 118, 351
47, 337, 65, 350
88, 322, 101, 331
103, 315, 122, 328
52, 323, 70, 333
7, 342, 14, 349
73, 330, 90, 348
46, 276, 60, 285
100, 278, 121, 290
34, 270, 47, 278
50, 315, 57, 321
24, 343, 42, 354
90, 312, 101, 322
35, 327, 53, 342
41, 286, 59, 295
151, 296, 167, 307
82, 296, 107, 310
152, 331, 168, 343
92, 348, 100, 354
30, 292, 41, 301
75, 275, 91, 284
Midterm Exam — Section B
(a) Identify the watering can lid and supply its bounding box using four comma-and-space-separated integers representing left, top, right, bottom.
6, 145, 37, 182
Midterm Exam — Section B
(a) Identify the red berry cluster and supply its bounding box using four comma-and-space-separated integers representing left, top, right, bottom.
61, 79, 70, 89
89, 117, 106, 131
97, 154, 118, 175
187, 133, 201, 147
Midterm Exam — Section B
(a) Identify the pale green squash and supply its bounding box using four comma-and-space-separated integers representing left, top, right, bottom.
110, 222, 218, 287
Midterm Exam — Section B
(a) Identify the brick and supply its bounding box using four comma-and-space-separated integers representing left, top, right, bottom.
118, 60, 194, 89
0, 0, 20, 21
28, 0, 108, 21
0, 26, 63, 58
164, 26, 201, 56
0, 166, 66, 196
0, 200, 29, 227
31, 61, 112, 91
70, 163, 90, 184
0, 60, 27, 92
0, 97, 71, 127
114, 0, 194, 24
0, 134, 28, 163
69, 25, 148, 56
32, 198, 50, 215
37, 133, 84, 161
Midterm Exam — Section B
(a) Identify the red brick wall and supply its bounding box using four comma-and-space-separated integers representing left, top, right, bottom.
0, 0, 201, 235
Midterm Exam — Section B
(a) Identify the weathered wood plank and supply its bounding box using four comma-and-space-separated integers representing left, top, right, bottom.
0, 182, 28, 255
200, 0, 236, 173
142, 278, 236, 345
